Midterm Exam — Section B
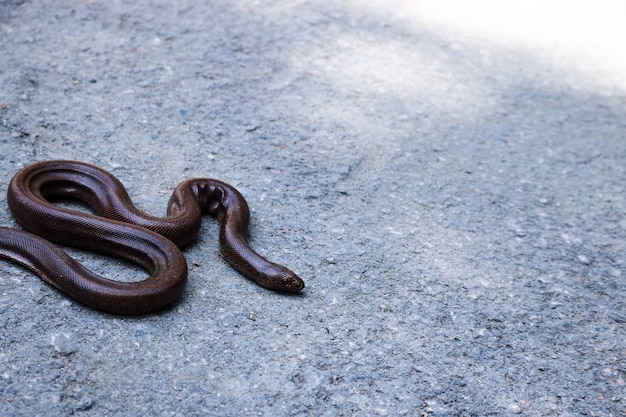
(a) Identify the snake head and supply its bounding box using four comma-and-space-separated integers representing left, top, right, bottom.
265, 264, 305, 293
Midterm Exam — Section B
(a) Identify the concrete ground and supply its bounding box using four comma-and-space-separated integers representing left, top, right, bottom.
1, 1, 625, 416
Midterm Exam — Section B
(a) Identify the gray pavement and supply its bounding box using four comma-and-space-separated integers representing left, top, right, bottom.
1, 1, 625, 416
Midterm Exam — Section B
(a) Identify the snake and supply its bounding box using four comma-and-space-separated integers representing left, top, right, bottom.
0, 160, 304, 314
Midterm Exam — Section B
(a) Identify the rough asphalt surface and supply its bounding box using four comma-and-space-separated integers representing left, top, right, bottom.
1, 1, 625, 416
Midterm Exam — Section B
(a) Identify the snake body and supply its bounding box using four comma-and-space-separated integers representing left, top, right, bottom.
0, 160, 304, 314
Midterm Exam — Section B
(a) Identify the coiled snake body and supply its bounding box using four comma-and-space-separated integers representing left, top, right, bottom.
0, 161, 304, 314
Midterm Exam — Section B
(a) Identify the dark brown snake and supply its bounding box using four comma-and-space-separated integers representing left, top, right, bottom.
0, 160, 304, 314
